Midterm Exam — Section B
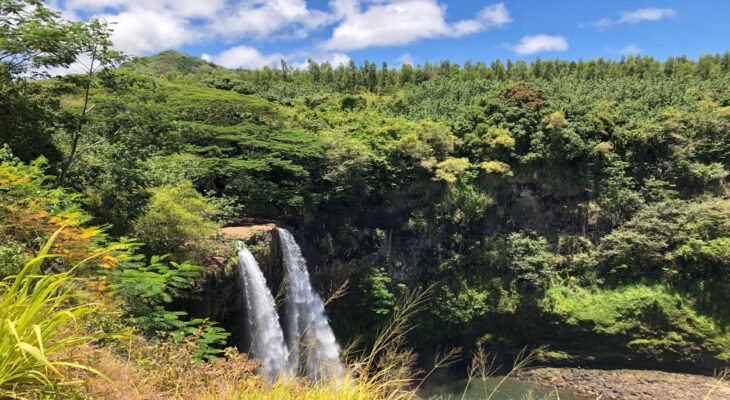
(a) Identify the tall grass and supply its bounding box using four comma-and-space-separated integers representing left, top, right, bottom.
197, 285, 548, 400
72, 275, 554, 400
198, 286, 457, 400
0, 230, 106, 398
704, 368, 729, 400
459, 345, 547, 400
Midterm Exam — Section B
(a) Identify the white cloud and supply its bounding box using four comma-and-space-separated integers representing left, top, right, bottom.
594, 7, 676, 29
324, 1, 511, 51
292, 52, 351, 69
618, 44, 642, 55
396, 53, 416, 66
207, 45, 350, 70
53, 0, 512, 57
510, 34, 568, 55
97, 9, 200, 54
208, 45, 285, 69
39, 54, 93, 77
618, 8, 676, 23
64, 0, 227, 19
330, 0, 359, 19
56, 0, 331, 55
210, 0, 334, 40
451, 3, 512, 36
310, 52, 351, 67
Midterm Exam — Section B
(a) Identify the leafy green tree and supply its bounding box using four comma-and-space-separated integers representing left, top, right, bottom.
57, 19, 124, 183
598, 197, 730, 284
597, 161, 645, 226
133, 181, 219, 262
357, 266, 396, 317
0, 0, 81, 75
0, 71, 61, 163
481, 233, 561, 298
0, 0, 92, 163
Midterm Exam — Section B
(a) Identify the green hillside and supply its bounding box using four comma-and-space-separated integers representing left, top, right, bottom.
1, 4, 729, 397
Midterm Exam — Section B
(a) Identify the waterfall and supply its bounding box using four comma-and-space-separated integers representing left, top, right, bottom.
277, 227, 344, 381
236, 248, 291, 381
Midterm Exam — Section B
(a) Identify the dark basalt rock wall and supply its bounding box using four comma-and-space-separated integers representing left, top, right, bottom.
171, 224, 286, 350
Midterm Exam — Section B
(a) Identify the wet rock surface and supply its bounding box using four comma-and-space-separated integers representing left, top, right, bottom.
515, 367, 730, 399
173, 222, 284, 350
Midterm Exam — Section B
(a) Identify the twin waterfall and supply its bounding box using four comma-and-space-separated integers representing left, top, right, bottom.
236, 248, 291, 380
236, 227, 343, 381
279, 228, 343, 381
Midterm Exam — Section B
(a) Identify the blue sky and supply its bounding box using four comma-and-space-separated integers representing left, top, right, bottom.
50, 1, 730, 69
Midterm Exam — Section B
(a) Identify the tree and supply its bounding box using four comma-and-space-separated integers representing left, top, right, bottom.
0, 69, 60, 163
57, 19, 123, 184
598, 198, 730, 284
0, 0, 93, 164
0, 1, 123, 179
133, 181, 219, 262
0, 0, 81, 76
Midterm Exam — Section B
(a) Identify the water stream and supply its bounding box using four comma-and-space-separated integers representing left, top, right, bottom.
278, 227, 344, 381
236, 247, 291, 381
236, 229, 343, 381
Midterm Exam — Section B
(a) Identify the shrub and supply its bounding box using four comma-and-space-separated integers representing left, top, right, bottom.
0, 152, 119, 268
541, 284, 725, 362
133, 181, 219, 262
598, 197, 730, 283
0, 240, 26, 278
486, 233, 561, 295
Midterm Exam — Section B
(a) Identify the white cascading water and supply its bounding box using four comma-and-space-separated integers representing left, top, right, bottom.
236, 248, 291, 381
277, 227, 344, 381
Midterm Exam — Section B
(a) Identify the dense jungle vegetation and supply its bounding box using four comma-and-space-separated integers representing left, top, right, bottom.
1, 0, 729, 397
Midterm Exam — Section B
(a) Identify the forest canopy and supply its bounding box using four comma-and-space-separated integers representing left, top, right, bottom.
1, 2, 730, 395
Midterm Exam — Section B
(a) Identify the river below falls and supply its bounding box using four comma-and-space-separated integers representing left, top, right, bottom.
419, 376, 590, 400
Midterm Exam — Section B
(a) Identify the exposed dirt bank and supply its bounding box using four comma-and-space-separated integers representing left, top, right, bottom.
220, 223, 277, 240
515, 367, 730, 399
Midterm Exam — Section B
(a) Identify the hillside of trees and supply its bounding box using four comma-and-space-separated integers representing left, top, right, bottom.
1, 1, 729, 397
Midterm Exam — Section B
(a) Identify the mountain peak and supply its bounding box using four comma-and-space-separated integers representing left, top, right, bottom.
125, 50, 219, 76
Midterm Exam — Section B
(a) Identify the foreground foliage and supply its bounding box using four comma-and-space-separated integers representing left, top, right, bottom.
0, 232, 104, 398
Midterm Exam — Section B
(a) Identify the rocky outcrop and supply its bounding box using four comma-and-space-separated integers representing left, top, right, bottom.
516, 367, 730, 400
172, 222, 285, 349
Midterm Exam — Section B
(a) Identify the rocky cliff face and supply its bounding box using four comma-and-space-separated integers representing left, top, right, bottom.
172, 223, 286, 349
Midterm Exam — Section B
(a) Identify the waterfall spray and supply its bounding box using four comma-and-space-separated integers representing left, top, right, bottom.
236, 247, 291, 381
278, 227, 344, 381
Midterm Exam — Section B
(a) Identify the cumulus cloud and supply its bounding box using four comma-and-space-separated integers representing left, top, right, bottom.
39, 54, 93, 77
451, 3, 512, 36
291, 52, 352, 69
308, 52, 351, 67
97, 9, 201, 54
206, 45, 285, 69
210, 0, 334, 40
56, 0, 331, 55
54, 0, 512, 57
324, 1, 511, 51
204, 45, 350, 70
594, 7, 676, 29
510, 34, 568, 55
63, 0, 227, 18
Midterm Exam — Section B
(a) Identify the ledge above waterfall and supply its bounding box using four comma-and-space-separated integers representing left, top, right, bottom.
221, 223, 277, 241
171, 221, 286, 353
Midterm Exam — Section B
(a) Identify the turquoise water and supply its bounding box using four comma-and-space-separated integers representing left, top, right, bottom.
420, 376, 589, 400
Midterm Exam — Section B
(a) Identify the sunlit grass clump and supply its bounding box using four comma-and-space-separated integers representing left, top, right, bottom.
0, 231, 106, 398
